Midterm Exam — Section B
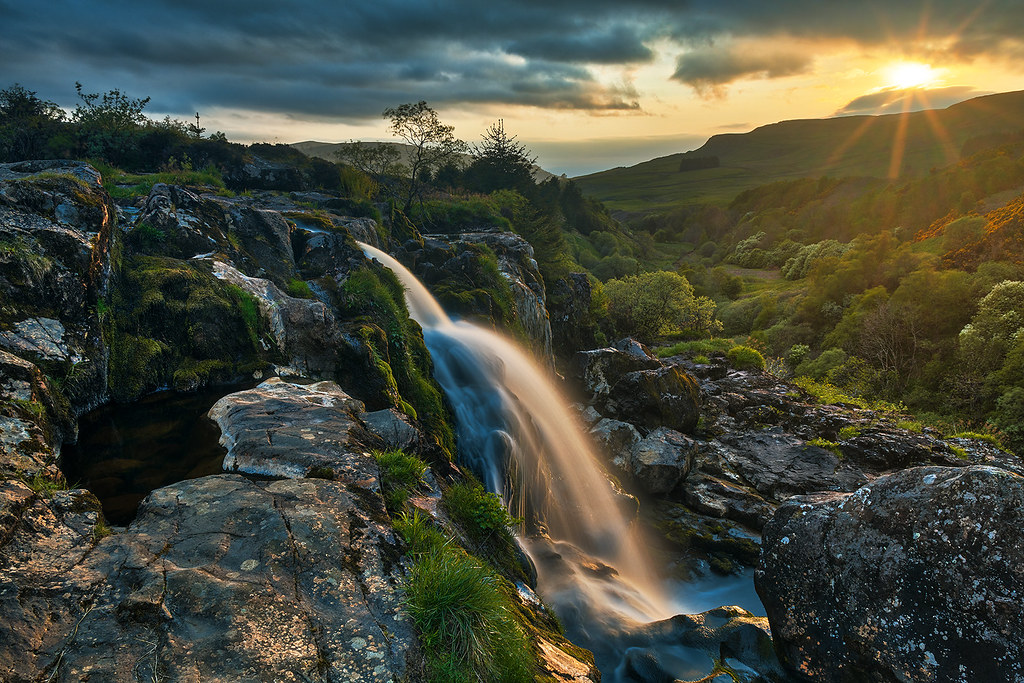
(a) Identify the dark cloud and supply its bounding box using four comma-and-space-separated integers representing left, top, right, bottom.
672, 47, 811, 97
0, 0, 1021, 123
835, 85, 987, 115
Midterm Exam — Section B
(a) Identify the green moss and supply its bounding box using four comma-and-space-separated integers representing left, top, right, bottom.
949, 444, 970, 461
949, 431, 1004, 448
286, 278, 316, 299
838, 425, 861, 440
896, 419, 924, 433
807, 436, 842, 458
106, 255, 275, 401
339, 263, 455, 457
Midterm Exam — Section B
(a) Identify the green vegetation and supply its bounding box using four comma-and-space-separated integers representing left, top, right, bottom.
838, 426, 861, 440
806, 437, 842, 457
949, 444, 970, 461
374, 449, 427, 514
604, 270, 721, 342
286, 278, 315, 299
339, 263, 455, 456
405, 546, 533, 683
576, 91, 1024, 213
21, 470, 67, 497
657, 337, 735, 358
394, 509, 449, 557
726, 345, 765, 371
106, 256, 273, 400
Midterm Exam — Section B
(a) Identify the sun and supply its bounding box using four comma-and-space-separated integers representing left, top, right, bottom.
884, 61, 941, 90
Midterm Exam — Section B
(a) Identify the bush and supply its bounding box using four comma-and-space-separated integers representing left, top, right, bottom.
726, 345, 765, 371
405, 547, 533, 682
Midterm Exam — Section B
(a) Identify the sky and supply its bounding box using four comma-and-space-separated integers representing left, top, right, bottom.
2, 0, 1023, 176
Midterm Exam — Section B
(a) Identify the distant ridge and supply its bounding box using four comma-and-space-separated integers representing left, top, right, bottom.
575, 89, 1024, 214
290, 140, 558, 183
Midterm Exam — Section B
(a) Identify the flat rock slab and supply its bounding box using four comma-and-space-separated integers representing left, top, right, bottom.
1, 474, 417, 682
209, 378, 383, 480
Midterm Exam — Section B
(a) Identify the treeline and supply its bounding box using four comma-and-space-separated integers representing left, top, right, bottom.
0, 83, 355, 193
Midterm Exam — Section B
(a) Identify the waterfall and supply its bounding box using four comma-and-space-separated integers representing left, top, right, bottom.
360, 243, 680, 671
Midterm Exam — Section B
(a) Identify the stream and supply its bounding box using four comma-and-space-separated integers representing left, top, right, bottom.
360, 243, 766, 679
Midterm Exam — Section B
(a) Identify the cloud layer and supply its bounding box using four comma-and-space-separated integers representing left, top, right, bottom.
0, 0, 1021, 124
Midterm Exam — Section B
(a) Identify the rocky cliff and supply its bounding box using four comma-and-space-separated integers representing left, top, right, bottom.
0, 162, 594, 682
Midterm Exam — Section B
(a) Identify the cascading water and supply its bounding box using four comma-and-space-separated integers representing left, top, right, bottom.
360, 243, 737, 678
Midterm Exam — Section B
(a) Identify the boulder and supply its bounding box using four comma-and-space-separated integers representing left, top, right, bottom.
756, 466, 1024, 682
572, 347, 660, 403
629, 427, 697, 495
208, 378, 382, 480
602, 366, 700, 434
714, 431, 868, 501
549, 272, 598, 356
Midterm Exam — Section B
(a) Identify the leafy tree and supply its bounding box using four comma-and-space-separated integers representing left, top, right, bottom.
604, 270, 720, 342
72, 82, 151, 164
959, 280, 1024, 374
465, 119, 536, 194
384, 101, 467, 212
0, 84, 65, 161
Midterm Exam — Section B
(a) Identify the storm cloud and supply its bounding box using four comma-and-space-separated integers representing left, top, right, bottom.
0, 0, 1022, 123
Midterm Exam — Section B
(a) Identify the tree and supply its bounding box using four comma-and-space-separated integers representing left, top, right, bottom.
72, 82, 151, 165
384, 101, 466, 212
0, 83, 65, 161
465, 119, 536, 194
604, 270, 721, 342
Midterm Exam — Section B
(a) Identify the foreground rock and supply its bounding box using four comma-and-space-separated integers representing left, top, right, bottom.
756, 466, 1024, 682
0, 474, 417, 682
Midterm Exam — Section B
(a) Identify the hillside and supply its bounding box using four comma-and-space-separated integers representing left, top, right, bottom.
291, 140, 559, 183
576, 89, 1024, 214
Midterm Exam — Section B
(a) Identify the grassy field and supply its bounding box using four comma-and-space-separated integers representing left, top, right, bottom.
576, 90, 1024, 214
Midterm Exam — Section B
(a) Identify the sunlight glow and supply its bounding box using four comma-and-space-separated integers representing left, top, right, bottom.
884, 61, 941, 90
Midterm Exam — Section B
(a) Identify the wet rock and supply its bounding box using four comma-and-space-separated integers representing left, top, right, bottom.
715, 431, 868, 501
602, 366, 700, 434
549, 272, 598, 356
132, 183, 233, 258
652, 501, 762, 577
681, 473, 776, 532
209, 378, 382, 480
628, 427, 697, 495
756, 466, 1024, 682
610, 605, 787, 683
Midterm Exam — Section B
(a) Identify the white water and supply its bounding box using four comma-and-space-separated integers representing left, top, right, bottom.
360, 243, 705, 675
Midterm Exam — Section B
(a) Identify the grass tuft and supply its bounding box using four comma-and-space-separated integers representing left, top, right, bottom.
374, 449, 427, 514
405, 546, 533, 683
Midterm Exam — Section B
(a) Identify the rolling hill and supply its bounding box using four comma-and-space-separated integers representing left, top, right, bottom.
575, 90, 1024, 215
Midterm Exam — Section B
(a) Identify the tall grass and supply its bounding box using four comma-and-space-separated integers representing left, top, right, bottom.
374, 449, 427, 514
405, 546, 533, 682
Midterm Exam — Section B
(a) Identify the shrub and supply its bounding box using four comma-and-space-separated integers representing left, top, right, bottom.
374, 450, 427, 514
726, 345, 765, 371
656, 337, 734, 358
286, 278, 315, 299
405, 547, 533, 683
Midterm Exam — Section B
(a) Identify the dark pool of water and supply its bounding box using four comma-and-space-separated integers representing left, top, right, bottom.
62, 387, 241, 525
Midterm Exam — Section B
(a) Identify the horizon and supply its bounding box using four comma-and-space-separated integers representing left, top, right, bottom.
3, 1, 1024, 176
